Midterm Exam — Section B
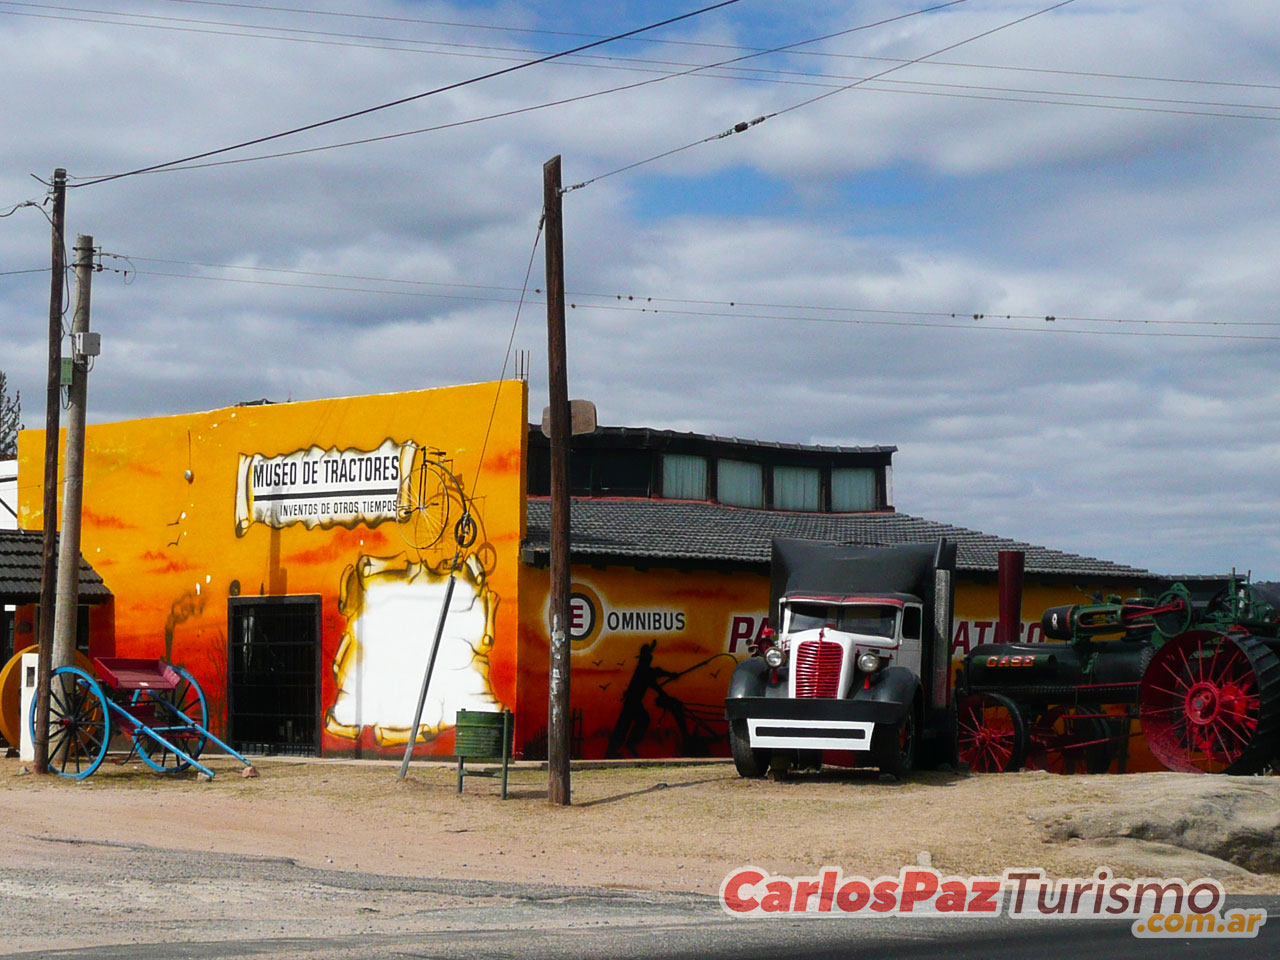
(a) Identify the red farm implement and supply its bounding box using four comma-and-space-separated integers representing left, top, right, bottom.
29, 657, 254, 780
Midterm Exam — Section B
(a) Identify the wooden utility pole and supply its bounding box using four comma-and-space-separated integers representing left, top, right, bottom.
34, 168, 67, 775
543, 155, 572, 805
52, 234, 94, 671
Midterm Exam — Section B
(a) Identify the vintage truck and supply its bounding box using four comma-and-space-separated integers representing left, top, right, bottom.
724, 538, 956, 779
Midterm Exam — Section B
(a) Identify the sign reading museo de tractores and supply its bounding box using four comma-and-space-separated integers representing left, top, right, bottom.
235, 439, 414, 535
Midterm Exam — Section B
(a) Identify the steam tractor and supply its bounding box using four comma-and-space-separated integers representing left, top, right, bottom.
724, 539, 956, 779
955, 577, 1280, 775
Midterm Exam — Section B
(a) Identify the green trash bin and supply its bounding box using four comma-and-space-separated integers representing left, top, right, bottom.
455, 709, 513, 799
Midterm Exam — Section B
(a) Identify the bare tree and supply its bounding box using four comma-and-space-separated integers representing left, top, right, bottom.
0, 371, 20, 460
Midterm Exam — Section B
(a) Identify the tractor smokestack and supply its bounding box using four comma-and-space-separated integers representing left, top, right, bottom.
996, 550, 1025, 645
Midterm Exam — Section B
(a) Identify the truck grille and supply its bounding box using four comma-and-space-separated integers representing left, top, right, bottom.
794, 639, 843, 698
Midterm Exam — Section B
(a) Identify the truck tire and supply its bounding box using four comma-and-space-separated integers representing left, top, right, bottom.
729, 719, 770, 778
872, 708, 916, 780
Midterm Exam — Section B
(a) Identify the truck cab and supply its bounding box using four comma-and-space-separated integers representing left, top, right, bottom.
775, 594, 924, 699
725, 539, 954, 780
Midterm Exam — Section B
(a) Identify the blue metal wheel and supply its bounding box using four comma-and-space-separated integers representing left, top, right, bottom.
29, 666, 110, 780
131, 665, 209, 772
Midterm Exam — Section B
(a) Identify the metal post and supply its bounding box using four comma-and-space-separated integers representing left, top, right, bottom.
543, 155, 571, 806
33, 168, 67, 775
52, 234, 93, 671
397, 565, 458, 780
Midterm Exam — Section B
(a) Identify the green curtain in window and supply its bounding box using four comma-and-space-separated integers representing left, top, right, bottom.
831, 467, 876, 511
662, 454, 707, 500
717, 459, 763, 507
773, 465, 821, 511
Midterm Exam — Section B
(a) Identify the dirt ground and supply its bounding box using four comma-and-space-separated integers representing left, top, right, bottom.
3, 755, 1278, 897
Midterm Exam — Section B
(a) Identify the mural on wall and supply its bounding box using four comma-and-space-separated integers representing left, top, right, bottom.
327, 550, 499, 746
604, 639, 737, 758
16, 382, 528, 758
519, 568, 762, 759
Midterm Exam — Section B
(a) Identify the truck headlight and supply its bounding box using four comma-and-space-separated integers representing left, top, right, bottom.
857, 652, 881, 673
764, 645, 787, 668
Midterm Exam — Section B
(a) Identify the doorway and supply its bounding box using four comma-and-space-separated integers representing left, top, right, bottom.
227, 596, 321, 756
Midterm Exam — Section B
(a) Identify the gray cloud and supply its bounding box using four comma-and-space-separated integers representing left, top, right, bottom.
2, 1, 1279, 577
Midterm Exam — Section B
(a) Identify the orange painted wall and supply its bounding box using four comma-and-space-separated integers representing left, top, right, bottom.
17, 381, 527, 758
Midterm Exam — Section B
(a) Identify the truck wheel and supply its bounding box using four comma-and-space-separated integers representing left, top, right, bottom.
873, 709, 916, 780
729, 719, 770, 778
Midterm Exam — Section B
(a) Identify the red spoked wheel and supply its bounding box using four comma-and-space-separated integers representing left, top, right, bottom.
956, 692, 1027, 773
1025, 707, 1114, 775
1139, 630, 1280, 774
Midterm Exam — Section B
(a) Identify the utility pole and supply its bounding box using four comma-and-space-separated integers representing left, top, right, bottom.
52, 235, 94, 671
543, 155, 572, 806
34, 168, 67, 775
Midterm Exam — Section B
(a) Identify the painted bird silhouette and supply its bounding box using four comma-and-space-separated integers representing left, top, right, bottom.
592, 659, 603, 667
598, 682, 612, 691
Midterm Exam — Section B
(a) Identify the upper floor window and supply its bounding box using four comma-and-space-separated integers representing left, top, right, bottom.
773, 465, 821, 511
832, 466, 877, 512
717, 459, 763, 508
662, 454, 707, 500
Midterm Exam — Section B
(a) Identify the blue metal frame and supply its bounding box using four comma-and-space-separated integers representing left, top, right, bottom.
105, 696, 253, 779
131, 665, 209, 773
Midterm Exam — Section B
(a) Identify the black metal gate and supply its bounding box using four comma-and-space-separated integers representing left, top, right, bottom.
227, 596, 321, 756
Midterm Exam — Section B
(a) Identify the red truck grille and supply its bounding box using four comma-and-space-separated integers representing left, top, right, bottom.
794, 639, 843, 698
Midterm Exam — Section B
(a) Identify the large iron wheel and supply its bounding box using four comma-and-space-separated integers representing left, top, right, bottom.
955, 692, 1027, 773
1139, 630, 1280, 774
1025, 707, 1114, 774
132, 665, 209, 772
29, 666, 110, 780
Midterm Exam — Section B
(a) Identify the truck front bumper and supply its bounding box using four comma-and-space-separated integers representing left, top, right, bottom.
724, 697, 903, 751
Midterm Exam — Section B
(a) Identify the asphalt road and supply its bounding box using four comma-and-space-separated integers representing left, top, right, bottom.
1, 839, 1275, 960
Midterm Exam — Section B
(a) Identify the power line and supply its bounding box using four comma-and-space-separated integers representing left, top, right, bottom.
567, 0, 1080, 192
29, 5, 1276, 182
0, 267, 47, 276
67, 1, 972, 178
11, 6, 1279, 131
66, 0, 747, 187
119, 260, 1280, 337
0, 198, 44, 217
473, 215, 544, 500
84, 0, 1280, 95
14, 1, 1280, 116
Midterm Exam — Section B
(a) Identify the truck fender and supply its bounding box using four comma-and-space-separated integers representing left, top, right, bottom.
850, 666, 920, 724
727, 658, 768, 700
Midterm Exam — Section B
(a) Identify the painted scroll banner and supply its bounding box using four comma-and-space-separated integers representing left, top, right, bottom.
235, 438, 415, 535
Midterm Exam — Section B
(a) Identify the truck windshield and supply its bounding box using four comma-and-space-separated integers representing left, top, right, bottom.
787, 604, 900, 638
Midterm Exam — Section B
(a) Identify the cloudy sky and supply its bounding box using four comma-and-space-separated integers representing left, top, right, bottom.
2, 0, 1278, 578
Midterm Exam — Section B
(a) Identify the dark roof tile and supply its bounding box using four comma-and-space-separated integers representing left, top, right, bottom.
524, 499, 1154, 580
0, 530, 113, 604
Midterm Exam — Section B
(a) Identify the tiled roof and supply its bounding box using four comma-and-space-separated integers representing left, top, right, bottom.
524, 498, 1154, 580
0, 530, 113, 604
